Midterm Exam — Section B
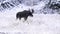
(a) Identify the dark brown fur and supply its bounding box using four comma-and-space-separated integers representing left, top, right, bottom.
16, 9, 34, 21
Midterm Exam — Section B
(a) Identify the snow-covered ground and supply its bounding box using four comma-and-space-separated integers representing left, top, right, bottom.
0, 13, 60, 34
0, 1, 60, 34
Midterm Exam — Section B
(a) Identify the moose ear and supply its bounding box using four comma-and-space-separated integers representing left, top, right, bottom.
32, 9, 34, 13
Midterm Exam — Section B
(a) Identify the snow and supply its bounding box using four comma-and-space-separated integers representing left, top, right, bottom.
57, 0, 60, 1
0, 1, 60, 34
0, 13, 60, 34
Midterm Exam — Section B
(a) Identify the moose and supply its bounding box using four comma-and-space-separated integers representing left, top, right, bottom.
16, 9, 34, 21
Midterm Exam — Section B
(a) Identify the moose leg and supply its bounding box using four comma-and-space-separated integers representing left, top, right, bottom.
22, 17, 27, 22
24, 17, 28, 21
19, 17, 21, 20
24, 17, 30, 24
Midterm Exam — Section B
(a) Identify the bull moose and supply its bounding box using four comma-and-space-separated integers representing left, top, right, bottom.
16, 9, 34, 21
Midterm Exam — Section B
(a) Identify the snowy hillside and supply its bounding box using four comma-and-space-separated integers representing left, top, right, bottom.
0, 14, 60, 34
0, 0, 60, 34
0, 6, 60, 34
